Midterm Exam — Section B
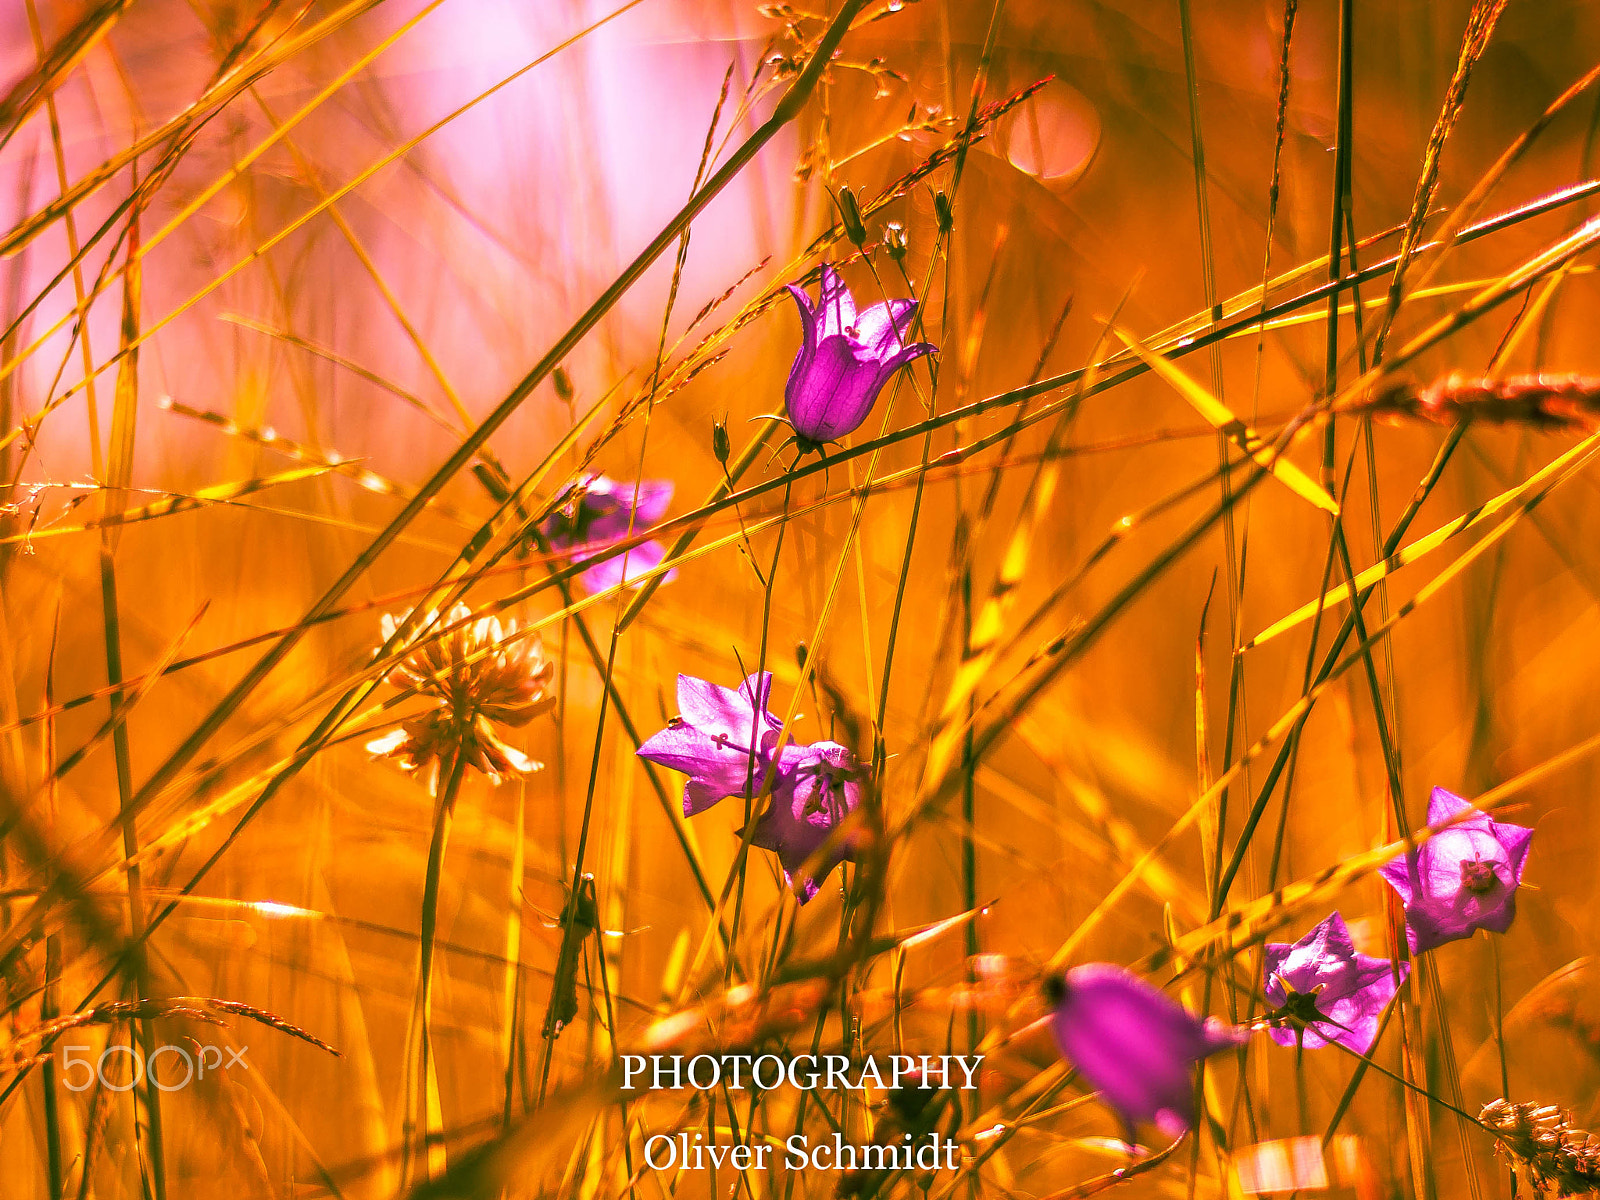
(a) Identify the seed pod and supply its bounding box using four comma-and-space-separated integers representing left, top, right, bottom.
553, 367, 574, 402
933, 190, 953, 234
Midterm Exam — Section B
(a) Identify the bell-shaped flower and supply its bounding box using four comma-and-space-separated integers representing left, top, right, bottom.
748, 740, 864, 903
538, 474, 675, 594
1378, 787, 1534, 953
1262, 912, 1407, 1053
1046, 964, 1248, 1142
783, 264, 936, 450
636, 673, 785, 816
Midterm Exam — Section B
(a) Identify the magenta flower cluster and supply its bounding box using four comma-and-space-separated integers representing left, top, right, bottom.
1046, 785, 1536, 1142
1257, 788, 1531, 1060
621, 266, 929, 901
637, 672, 864, 904
619, 268, 1545, 1149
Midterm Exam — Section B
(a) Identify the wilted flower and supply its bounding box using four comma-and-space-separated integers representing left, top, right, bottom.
538, 474, 675, 594
782, 264, 936, 451
1262, 912, 1407, 1054
1378, 786, 1534, 953
749, 740, 865, 902
1046, 964, 1248, 1142
1481, 1099, 1600, 1197
366, 603, 554, 783
636, 673, 784, 816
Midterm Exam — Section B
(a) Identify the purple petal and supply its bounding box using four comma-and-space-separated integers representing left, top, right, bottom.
1262, 943, 1292, 1005
629, 479, 673, 527
786, 335, 884, 443
1377, 851, 1416, 905
1499, 821, 1535, 883
1265, 1024, 1301, 1049
1426, 786, 1478, 826
1049, 965, 1246, 1136
816, 264, 856, 339
574, 475, 672, 545
873, 340, 937, 390
675, 673, 776, 744
785, 283, 818, 361
636, 725, 766, 817
577, 539, 672, 595
853, 298, 917, 357
635, 724, 730, 776
748, 740, 863, 904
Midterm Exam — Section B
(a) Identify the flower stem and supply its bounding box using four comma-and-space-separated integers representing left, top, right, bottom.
404, 750, 467, 1188
730, 472, 795, 974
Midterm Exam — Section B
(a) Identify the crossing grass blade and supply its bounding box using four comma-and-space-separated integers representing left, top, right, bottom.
1113, 327, 1338, 514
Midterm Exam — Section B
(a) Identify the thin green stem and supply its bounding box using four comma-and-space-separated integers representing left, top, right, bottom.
403, 749, 467, 1189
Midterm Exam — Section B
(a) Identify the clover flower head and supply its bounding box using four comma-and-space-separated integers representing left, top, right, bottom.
1262, 912, 1407, 1053
749, 739, 865, 903
1378, 786, 1534, 953
366, 603, 554, 783
538, 474, 675, 595
1046, 964, 1248, 1142
783, 264, 936, 451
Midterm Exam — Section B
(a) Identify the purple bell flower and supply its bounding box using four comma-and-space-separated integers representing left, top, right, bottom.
637, 674, 869, 905
1262, 912, 1407, 1054
748, 740, 865, 903
782, 264, 936, 451
1047, 964, 1248, 1142
538, 474, 675, 595
1378, 787, 1534, 953
636, 673, 783, 816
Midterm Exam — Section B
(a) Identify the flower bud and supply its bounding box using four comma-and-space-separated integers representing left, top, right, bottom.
933, 190, 953, 234
837, 185, 867, 247
553, 366, 574, 402
712, 418, 731, 465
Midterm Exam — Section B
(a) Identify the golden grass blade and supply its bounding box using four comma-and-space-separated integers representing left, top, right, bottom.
1047, 446, 1585, 973
919, 456, 1058, 795
0, 466, 337, 544
101, 211, 139, 552
216, 314, 455, 430
0, 0, 131, 155
1243, 425, 1600, 650
1113, 326, 1338, 513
